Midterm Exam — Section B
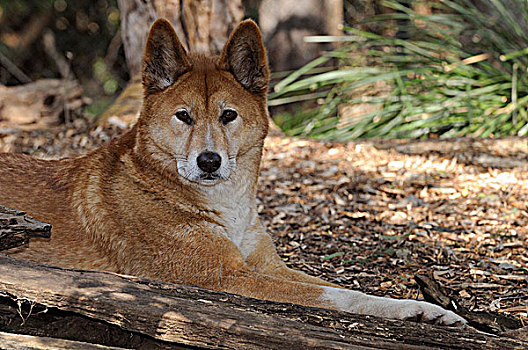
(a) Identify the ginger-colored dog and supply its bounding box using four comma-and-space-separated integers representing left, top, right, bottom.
0, 19, 464, 325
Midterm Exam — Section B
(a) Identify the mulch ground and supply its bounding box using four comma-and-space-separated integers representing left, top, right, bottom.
1, 117, 526, 326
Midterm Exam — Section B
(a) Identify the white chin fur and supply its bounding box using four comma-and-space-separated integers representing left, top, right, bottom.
196, 178, 222, 186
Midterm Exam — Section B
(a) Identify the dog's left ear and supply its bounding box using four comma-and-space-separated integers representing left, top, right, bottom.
218, 20, 269, 95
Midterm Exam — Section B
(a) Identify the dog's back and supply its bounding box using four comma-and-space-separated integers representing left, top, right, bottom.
0, 151, 116, 269
0, 153, 73, 221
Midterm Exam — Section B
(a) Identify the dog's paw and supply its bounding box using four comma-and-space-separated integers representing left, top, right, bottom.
392, 300, 466, 326
321, 287, 466, 326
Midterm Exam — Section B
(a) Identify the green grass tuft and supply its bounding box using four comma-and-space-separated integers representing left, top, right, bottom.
270, 0, 528, 140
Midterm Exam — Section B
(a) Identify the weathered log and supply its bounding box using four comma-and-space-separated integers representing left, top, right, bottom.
96, 80, 143, 127
372, 137, 528, 170
0, 79, 89, 131
0, 206, 51, 251
0, 331, 127, 350
0, 255, 526, 349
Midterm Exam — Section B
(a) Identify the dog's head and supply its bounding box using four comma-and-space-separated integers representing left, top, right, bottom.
137, 19, 270, 186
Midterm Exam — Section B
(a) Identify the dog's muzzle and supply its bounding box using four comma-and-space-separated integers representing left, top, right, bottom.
197, 151, 221, 173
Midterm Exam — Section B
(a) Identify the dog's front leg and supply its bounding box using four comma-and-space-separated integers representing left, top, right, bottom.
240, 225, 466, 326
318, 286, 466, 325
241, 224, 336, 286
158, 226, 346, 309
239, 258, 466, 325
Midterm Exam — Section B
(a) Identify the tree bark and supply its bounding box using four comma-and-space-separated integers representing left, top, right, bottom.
258, 0, 343, 72
0, 206, 51, 251
97, 0, 244, 126
118, 0, 244, 79
0, 254, 526, 349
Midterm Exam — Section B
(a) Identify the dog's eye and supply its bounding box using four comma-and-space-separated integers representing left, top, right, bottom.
175, 110, 193, 125
220, 109, 238, 124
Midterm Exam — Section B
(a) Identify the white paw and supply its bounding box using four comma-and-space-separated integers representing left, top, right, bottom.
321, 287, 467, 326
390, 300, 466, 326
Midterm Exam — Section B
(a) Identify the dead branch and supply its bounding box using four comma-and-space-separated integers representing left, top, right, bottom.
0, 206, 51, 251
0, 51, 31, 84
42, 30, 73, 80
416, 273, 522, 334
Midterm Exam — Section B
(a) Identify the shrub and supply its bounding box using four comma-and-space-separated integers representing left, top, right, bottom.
270, 0, 528, 139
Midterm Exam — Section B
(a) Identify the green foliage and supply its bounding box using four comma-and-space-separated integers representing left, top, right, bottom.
270, 0, 528, 139
0, 0, 126, 102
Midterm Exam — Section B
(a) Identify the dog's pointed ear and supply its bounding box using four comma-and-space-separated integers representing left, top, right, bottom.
142, 19, 191, 95
218, 20, 269, 95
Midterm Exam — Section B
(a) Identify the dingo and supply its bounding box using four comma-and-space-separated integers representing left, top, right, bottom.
0, 19, 464, 325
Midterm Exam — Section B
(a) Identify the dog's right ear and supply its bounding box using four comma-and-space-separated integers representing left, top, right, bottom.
142, 19, 191, 95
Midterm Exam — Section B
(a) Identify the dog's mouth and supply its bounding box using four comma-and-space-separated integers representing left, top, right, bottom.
176, 164, 228, 186
197, 172, 223, 185
176, 155, 235, 186
200, 173, 218, 180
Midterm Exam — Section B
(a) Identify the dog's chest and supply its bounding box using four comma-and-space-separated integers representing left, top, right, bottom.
208, 182, 257, 257
218, 196, 255, 247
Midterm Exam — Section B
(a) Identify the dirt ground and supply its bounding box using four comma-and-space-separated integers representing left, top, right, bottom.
1, 118, 526, 327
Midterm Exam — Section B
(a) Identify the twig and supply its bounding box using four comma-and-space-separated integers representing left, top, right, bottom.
104, 27, 122, 68
0, 50, 31, 83
16, 299, 35, 326
42, 30, 72, 79
415, 272, 522, 333
42, 30, 74, 124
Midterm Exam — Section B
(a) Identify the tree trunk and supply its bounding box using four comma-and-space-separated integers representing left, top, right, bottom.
97, 0, 244, 126
0, 254, 526, 349
119, 0, 244, 78
258, 0, 343, 72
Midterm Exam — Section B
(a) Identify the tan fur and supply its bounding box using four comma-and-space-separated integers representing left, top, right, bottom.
0, 19, 465, 325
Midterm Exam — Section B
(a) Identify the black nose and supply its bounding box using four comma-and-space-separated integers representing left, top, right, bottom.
197, 151, 221, 173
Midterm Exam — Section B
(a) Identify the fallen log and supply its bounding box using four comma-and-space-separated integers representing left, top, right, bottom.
0, 206, 51, 251
0, 79, 89, 131
0, 331, 127, 350
0, 254, 526, 349
372, 137, 528, 170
